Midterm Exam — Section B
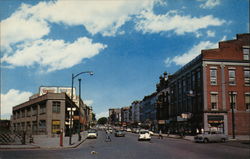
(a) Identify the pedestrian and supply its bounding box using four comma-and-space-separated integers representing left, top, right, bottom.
159, 130, 163, 139
105, 130, 111, 142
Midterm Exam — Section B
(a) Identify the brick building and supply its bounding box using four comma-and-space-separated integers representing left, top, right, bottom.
167, 33, 250, 135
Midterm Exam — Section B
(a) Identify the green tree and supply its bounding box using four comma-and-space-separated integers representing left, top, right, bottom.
97, 117, 108, 125
92, 113, 96, 121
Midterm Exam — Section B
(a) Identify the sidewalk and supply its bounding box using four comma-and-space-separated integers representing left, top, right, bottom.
0, 131, 87, 150
153, 133, 250, 149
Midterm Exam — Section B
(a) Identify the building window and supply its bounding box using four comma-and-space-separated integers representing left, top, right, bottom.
229, 70, 236, 85
27, 108, 31, 117
211, 93, 218, 110
243, 48, 250, 60
52, 101, 61, 113
229, 92, 237, 110
244, 70, 250, 85
40, 104, 46, 114
210, 69, 217, 85
245, 93, 250, 110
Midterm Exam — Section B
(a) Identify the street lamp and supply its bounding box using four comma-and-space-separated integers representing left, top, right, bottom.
69, 71, 93, 145
78, 78, 82, 141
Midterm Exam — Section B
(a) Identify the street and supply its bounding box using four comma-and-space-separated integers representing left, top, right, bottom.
0, 131, 249, 159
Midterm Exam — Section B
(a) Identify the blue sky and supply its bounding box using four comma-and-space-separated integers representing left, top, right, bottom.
0, 0, 249, 119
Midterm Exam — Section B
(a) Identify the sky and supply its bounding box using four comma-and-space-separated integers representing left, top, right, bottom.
0, 0, 249, 120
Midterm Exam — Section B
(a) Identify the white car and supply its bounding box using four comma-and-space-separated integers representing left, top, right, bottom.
126, 128, 132, 132
138, 130, 151, 141
194, 131, 228, 143
87, 129, 98, 139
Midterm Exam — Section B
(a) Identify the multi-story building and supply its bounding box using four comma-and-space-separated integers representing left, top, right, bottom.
11, 86, 92, 137
121, 107, 130, 126
140, 92, 157, 131
155, 72, 171, 133
108, 108, 121, 126
131, 100, 140, 125
167, 33, 250, 135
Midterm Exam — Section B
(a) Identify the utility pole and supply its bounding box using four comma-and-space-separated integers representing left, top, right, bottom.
230, 91, 235, 139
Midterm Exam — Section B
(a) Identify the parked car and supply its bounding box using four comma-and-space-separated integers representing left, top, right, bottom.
87, 129, 98, 139
114, 130, 125, 137
194, 131, 228, 143
138, 130, 151, 141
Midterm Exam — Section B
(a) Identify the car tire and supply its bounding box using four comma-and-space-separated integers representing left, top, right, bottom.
221, 138, 226, 143
203, 138, 209, 143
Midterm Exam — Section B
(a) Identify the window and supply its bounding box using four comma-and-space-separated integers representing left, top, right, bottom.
40, 104, 46, 114
245, 93, 250, 110
244, 70, 250, 85
27, 108, 31, 117
211, 93, 218, 110
52, 101, 61, 113
210, 69, 217, 85
229, 92, 237, 109
243, 48, 250, 60
229, 70, 236, 85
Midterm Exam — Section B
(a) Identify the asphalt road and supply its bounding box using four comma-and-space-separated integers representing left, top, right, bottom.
0, 131, 249, 159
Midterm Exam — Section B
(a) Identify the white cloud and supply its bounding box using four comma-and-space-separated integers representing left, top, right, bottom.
16, 0, 156, 36
1, 4, 50, 52
135, 10, 225, 35
84, 100, 94, 106
2, 37, 107, 72
165, 40, 218, 66
199, 0, 220, 9
207, 30, 215, 37
96, 111, 109, 120
1, 89, 32, 119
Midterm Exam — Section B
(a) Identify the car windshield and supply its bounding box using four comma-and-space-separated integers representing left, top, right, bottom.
88, 129, 97, 133
140, 131, 149, 134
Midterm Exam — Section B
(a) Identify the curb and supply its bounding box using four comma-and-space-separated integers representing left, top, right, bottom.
0, 137, 87, 150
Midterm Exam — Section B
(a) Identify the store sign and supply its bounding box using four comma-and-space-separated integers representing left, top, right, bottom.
158, 120, 165, 124
207, 115, 224, 124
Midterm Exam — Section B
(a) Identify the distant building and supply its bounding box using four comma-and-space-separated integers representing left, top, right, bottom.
108, 108, 121, 125
131, 100, 140, 125
140, 92, 157, 130
121, 107, 130, 126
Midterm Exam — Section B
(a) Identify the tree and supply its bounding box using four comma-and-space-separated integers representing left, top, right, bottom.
92, 113, 96, 121
97, 117, 108, 125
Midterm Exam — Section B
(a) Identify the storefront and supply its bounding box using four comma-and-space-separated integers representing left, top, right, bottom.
204, 113, 228, 135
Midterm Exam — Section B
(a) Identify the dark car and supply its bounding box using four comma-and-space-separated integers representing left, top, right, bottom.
114, 130, 125, 137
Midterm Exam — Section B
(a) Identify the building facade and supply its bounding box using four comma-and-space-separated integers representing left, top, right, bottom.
167, 33, 250, 135
131, 100, 140, 125
11, 86, 92, 137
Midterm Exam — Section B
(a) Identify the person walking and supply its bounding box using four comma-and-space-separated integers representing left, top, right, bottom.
105, 130, 111, 142
159, 130, 163, 139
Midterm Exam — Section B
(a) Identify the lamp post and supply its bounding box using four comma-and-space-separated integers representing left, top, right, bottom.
78, 78, 82, 141
230, 91, 236, 139
69, 71, 93, 145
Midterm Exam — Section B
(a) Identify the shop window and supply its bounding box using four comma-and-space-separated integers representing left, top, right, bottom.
52, 120, 60, 134
211, 93, 218, 110
210, 69, 217, 85
52, 101, 61, 113
245, 93, 250, 110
